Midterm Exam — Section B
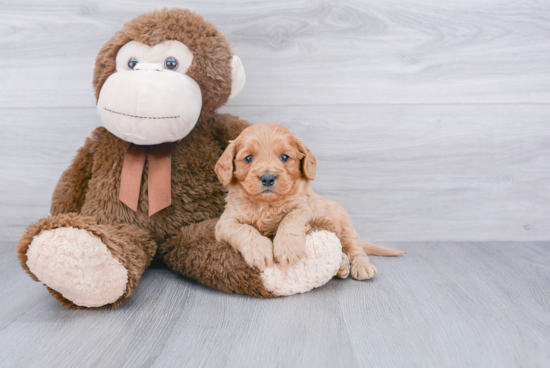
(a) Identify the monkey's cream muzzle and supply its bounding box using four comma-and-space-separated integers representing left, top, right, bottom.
97, 63, 202, 145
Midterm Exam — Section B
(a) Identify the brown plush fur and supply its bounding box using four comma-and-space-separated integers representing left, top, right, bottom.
161, 219, 274, 298
215, 123, 405, 279
17, 9, 275, 309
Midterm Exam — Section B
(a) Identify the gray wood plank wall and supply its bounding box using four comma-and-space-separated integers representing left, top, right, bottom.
1, 0, 549, 242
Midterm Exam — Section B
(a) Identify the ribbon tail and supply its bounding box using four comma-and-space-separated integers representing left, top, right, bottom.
119, 144, 148, 212
148, 143, 172, 216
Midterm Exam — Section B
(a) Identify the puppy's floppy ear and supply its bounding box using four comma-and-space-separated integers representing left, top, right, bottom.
296, 138, 317, 180
215, 140, 237, 187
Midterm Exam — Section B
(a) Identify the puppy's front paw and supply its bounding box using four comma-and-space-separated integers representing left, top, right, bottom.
273, 233, 306, 267
240, 236, 273, 271
351, 258, 378, 280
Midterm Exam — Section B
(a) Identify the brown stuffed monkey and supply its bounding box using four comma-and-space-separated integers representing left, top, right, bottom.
16, 8, 352, 309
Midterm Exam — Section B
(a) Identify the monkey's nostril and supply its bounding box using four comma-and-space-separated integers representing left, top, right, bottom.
260, 174, 276, 187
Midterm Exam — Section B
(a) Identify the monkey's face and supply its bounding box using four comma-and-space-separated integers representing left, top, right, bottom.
97, 40, 244, 145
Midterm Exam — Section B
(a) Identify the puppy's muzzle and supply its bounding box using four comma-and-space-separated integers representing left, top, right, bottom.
260, 174, 276, 187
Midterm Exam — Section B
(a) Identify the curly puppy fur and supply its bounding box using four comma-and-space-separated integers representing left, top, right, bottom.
215, 123, 405, 279
16, 8, 276, 309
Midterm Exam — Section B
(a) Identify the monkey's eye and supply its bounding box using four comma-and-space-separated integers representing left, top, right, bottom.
128, 58, 138, 70
280, 154, 289, 162
244, 155, 253, 163
164, 57, 179, 71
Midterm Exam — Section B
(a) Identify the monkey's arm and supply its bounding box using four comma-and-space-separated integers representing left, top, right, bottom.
215, 211, 273, 271
50, 134, 96, 216
208, 113, 250, 149
273, 208, 309, 266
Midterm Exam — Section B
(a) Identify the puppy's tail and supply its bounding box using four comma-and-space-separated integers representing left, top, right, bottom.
361, 241, 406, 256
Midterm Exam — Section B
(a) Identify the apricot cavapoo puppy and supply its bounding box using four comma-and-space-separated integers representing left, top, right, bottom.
215, 123, 404, 280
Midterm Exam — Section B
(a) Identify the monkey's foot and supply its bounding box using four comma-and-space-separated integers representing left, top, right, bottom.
26, 227, 128, 308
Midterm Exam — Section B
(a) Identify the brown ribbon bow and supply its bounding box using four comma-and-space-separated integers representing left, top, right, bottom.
119, 143, 172, 217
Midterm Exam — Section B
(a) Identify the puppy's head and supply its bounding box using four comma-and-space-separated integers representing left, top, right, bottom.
215, 123, 317, 202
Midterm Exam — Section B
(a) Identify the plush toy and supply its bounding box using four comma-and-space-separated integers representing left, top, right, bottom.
16, 8, 352, 309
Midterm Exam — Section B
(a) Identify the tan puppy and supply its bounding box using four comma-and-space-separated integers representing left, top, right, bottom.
215, 123, 405, 280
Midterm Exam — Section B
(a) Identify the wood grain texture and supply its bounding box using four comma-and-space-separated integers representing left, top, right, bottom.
1, 0, 550, 108
2, 105, 548, 242
1, 240, 549, 368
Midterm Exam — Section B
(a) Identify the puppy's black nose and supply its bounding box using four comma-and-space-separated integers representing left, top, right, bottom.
260, 174, 276, 187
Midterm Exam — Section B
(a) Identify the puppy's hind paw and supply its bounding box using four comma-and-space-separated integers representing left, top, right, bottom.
351, 261, 377, 280
336, 253, 350, 278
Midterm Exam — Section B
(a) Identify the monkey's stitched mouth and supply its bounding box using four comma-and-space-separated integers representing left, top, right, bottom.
103, 108, 180, 120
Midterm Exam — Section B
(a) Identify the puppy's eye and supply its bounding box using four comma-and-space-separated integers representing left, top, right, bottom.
164, 57, 179, 70
128, 58, 138, 70
244, 155, 253, 163
280, 154, 289, 162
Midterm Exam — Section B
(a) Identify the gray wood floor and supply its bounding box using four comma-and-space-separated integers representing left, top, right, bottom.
1, 240, 549, 368
2, 0, 550, 367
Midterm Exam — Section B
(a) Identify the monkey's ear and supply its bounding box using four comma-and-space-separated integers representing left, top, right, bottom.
215, 140, 238, 187
228, 55, 246, 100
296, 138, 317, 181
